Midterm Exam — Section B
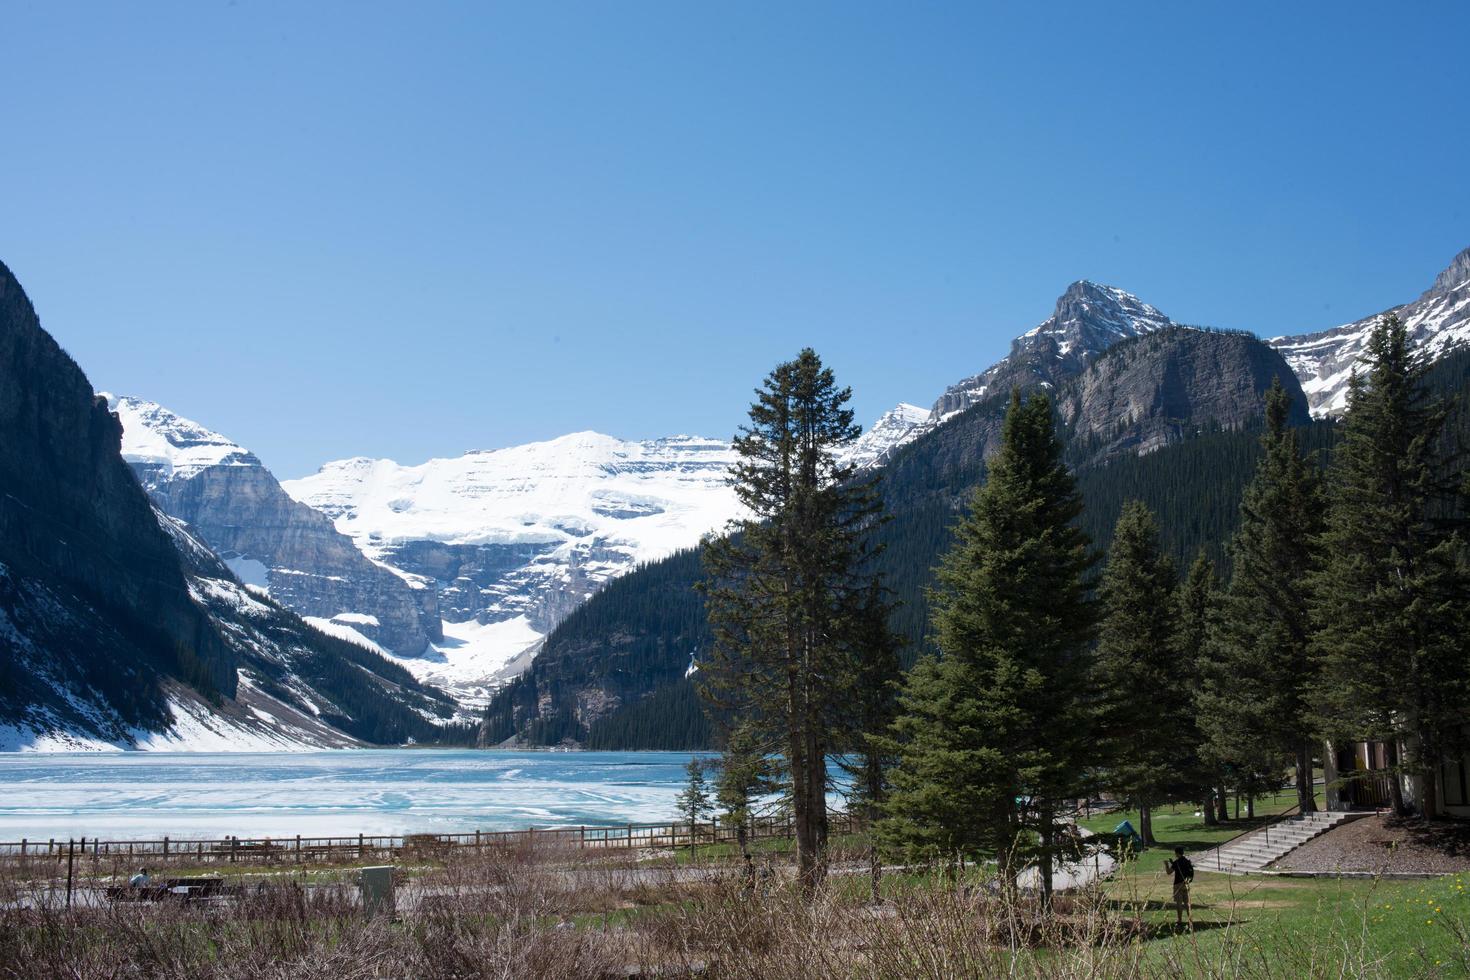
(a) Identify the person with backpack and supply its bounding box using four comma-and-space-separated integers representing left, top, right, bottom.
1164, 847, 1194, 927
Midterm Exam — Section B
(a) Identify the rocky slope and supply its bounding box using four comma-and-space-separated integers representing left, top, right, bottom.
1269, 245, 1470, 416
1056, 327, 1310, 465
105, 395, 442, 657
0, 259, 455, 750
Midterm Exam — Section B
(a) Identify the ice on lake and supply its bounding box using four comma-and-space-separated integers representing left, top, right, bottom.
0, 750, 711, 841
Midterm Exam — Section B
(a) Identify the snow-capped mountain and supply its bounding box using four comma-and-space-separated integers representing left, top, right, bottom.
930, 281, 1176, 422
845, 280, 1184, 467
104, 395, 442, 658
837, 403, 929, 470
1, 259, 454, 751
1269, 245, 1470, 416
282, 433, 743, 701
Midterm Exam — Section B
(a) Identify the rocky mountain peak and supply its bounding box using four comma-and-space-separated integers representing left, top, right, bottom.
927, 281, 1178, 424
839, 403, 929, 470
104, 395, 443, 658
103, 394, 259, 487
1038, 280, 1174, 348
1425, 245, 1470, 299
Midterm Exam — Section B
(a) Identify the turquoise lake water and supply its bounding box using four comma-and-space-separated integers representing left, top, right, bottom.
0, 750, 711, 841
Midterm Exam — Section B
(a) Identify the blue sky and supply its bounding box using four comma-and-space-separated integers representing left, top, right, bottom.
2, 2, 1467, 478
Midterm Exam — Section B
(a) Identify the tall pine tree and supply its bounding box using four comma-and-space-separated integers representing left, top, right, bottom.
1090, 501, 1188, 845
700, 348, 886, 888
1199, 377, 1323, 813
837, 579, 903, 899
880, 390, 1096, 902
1311, 315, 1470, 818
1177, 551, 1225, 824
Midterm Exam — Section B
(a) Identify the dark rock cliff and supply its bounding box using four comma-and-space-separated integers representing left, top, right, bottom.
0, 259, 235, 726
1057, 328, 1311, 466
0, 260, 457, 745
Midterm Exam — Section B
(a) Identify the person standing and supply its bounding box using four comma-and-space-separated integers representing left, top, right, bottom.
1165, 847, 1194, 928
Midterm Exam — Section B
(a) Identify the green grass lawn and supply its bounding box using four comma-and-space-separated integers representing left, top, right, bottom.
1104, 867, 1470, 976
1081, 789, 1470, 975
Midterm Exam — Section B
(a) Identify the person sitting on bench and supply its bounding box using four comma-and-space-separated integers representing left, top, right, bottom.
128, 867, 150, 888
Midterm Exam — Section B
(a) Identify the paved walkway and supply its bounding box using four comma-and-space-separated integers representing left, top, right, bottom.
1017, 825, 1117, 892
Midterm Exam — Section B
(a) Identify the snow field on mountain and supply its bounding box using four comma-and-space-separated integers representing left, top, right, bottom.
307, 613, 542, 710
103, 394, 256, 483
281, 431, 741, 565
0, 694, 326, 753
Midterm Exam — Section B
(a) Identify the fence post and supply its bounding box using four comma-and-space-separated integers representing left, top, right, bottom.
163, 836, 169, 858
359, 833, 365, 859
66, 840, 75, 910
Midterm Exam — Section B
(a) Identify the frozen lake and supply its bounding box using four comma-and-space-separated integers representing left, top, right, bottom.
0, 750, 714, 842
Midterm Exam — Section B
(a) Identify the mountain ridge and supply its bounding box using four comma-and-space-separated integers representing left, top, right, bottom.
105, 394, 443, 659
0, 260, 458, 751
1269, 245, 1470, 416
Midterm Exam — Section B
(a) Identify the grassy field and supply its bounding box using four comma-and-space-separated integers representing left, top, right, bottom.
1073, 791, 1469, 975
1103, 868, 1470, 976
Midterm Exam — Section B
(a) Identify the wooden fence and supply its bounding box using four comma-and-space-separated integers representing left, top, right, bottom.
0, 810, 862, 867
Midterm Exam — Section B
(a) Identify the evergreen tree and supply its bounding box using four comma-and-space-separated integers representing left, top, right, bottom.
837, 579, 903, 899
675, 756, 714, 844
1199, 377, 1324, 813
880, 390, 1096, 902
700, 348, 884, 888
1090, 501, 1187, 845
1176, 551, 1226, 824
1311, 315, 1470, 817
716, 721, 779, 855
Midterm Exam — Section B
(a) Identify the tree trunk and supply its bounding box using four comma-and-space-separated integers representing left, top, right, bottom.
807, 729, 828, 885
1039, 811, 1055, 908
1246, 794, 1254, 820
1417, 729, 1441, 820
863, 760, 884, 902
788, 728, 816, 887
1296, 743, 1317, 813
1202, 789, 1217, 826
1217, 783, 1230, 823
1386, 739, 1408, 817
1139, 802, 1154, 846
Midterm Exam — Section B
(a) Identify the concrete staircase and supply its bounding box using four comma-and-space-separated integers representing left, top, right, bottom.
1198, 811, 1367, 873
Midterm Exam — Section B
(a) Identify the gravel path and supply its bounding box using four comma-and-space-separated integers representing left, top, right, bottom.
1272, 814, 1470, 874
